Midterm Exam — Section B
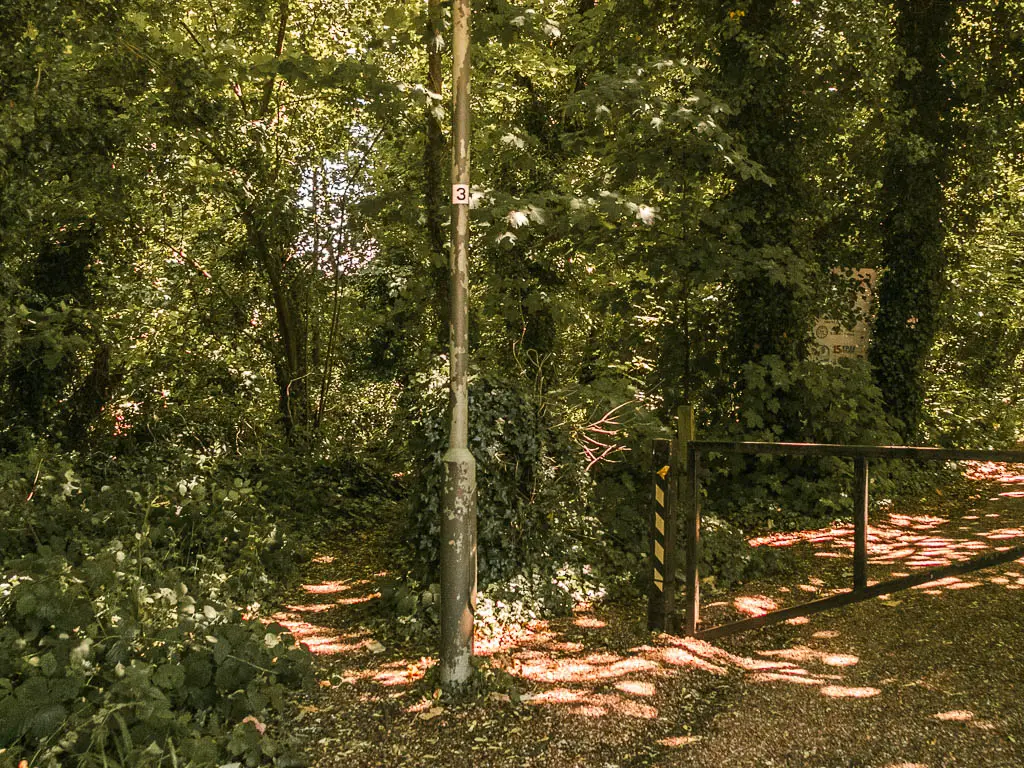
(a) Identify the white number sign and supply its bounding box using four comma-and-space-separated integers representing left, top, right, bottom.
451, 184, 470, 205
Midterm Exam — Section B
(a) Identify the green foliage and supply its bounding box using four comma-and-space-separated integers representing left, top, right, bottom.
923, 188, 1024, 446
0, 543, 313, 767
0, 3, 1022, 757
0, 445, 302, 602
707, 356, 901, 531
697, 514, 788, 594
0, 444, 314, 766
407, 372, 604, 623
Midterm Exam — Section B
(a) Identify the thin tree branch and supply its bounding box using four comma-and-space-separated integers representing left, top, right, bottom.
259, 0, 290, 118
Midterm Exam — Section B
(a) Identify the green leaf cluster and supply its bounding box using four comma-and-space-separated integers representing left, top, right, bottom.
0, 543, 313, 767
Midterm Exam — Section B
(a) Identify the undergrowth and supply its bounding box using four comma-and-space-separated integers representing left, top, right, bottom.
0, 443, 318, 767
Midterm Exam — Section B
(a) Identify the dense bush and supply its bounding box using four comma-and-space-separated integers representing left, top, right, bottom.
0, 444, 302, 602
0, 544, 312, 767
706, 356, 902, 532
405, 373, 606, 627
696, 514, 790, 593
669, 356, 902, 589
923, 231, 1024, 447
0, 445, 314, 766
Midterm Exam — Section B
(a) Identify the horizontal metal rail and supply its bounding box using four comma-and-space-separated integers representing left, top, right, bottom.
680, 439, 1024, 640
695, 542, 1024, 641
690, 441, 1024, 463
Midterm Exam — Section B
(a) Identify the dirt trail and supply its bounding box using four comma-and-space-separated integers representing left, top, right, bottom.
272, 467, 1024, 768
677, 464, 1024, 768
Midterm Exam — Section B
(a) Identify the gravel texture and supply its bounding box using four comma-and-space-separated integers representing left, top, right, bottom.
273, 465, 1024, 768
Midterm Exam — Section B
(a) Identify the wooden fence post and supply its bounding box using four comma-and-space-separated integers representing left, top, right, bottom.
853, 457, 869, 591
664, 437, 679, 631
678, 406, 700, 636
648, 439, 674, 631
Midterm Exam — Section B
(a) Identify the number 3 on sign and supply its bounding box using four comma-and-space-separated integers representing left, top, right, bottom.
452, 184, 470, 205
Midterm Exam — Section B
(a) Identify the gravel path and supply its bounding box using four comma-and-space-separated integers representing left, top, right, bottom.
273, 466, 1024, 768
669, 466, 1024, 768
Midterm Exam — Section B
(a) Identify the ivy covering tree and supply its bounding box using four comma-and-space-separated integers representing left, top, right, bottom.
1, 0, 1022, 763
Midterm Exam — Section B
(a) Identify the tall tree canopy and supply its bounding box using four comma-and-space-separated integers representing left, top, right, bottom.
1, 0, 1022, 761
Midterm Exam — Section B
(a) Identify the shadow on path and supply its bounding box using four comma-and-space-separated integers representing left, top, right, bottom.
274, 465, 1024, 767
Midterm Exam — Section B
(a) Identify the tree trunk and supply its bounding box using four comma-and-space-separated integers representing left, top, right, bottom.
253, 225, 310, 440
870, 0, 957, 439
247, 0, 313, 442
425, 0, 450, 352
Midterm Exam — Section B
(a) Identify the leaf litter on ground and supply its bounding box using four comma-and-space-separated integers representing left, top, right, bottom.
272, 467, 1024, 767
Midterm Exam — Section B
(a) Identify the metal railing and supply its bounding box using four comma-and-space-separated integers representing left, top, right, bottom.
647, 411, 1024, 640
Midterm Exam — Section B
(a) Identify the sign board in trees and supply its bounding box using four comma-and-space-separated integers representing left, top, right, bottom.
812, 268, 876, 364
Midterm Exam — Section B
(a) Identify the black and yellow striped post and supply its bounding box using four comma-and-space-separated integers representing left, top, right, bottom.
648, 438, 678, 632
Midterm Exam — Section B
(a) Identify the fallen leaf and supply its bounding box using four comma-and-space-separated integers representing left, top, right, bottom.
241, 716, 266, 735
419, 707, 445, 721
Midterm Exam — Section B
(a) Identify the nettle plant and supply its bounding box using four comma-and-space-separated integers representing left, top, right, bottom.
0, 541, 313, 767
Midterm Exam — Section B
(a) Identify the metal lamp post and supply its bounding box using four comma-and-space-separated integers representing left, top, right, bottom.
439, 0, 477, 691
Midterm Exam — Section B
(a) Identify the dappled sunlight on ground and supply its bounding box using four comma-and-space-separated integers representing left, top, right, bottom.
452, 619, 884, 714
709, 465, 1024, 631
732, 595, 779, 616
659, 735, 702, 748
748, 513, 1022, 573
301, 578, 373, 595
291, 467, 1024, 768
273, 564, 905, 727
927, 710, 999, 732
651, 464, 1024, 767
819, 684, 881, 698
964, 461, 1024, 483
933, 710, 974, 722
615, 680, 656, 696
267, 614, 371, 655
279, 463, 1024, 739
269, 575, 381, 657
756, 647, 859, 667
